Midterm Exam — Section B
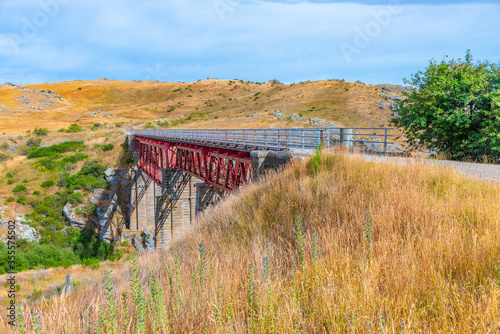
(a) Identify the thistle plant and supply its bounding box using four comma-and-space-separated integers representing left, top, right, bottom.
130, 257, 146, 334
364, 211, 373, 251
294, 217, 307, 268
198, 243, 207, 293
247, 263, 258, 331
311, 230, 320, 262
102, 268, 119, 334
247, 263, 257, 312
122, 292, 130, 324
32, 312, 43, 334
81, 303, 92, 334
150, 272, 168, 333
16, 306, 26, 334
377, 315, 386, 334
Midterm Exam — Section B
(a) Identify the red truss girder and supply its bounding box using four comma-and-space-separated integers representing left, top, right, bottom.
134, 136, 252, 192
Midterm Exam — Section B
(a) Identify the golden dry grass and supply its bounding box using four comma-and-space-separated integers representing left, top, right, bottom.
1, 150, 499, 333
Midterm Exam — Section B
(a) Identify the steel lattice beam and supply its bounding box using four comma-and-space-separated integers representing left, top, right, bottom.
134, 136, 252, 192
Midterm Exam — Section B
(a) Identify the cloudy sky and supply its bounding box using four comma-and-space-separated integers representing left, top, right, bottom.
0, 0, 499, 85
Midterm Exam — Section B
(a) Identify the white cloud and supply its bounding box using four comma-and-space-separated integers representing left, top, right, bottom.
0, 0, 499, 84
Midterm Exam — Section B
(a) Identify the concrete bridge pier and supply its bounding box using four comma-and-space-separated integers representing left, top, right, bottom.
130, 164, 225, 249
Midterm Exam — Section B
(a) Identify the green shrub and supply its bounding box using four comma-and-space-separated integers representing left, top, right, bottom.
28, 140, 86, 159
0, 153, 10, 162
16, 196, 27, 205
33, 190, 41, 195
22, 138, 42, 155
6, 172, 13, 178
64, 160, 108, 191
77, 87, 82, 90
12, 185, 27, 193
144, 122, 155, 129
61, 153, 88, 164
66, 124, 82, 133
1, 142, 9, 149
68, 192, 84, 206
33, 127, 49, 136
41, 180, 55, 188
7, 179, 14, 185
82, 258, 100, 270
5, 196, 15, 203
101, 144, 114, 152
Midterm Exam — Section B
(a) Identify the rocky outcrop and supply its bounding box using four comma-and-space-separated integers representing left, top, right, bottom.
143, 230, 154, 252
62, 203, 85, 228
104, 168, 117, 186
272, 110, 286, 119
131, 229, 155, 253
0, 218, 40, 243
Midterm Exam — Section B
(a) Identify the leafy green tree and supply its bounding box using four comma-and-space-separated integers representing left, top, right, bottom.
392, 50, 500, 161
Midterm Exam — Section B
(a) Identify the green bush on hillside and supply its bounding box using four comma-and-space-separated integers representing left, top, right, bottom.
0, 153, 10, 162
41, 180, 55, 188
66, 123, 83, 133
33, 127, 49, 136
101, 143, 114, 152
28, 140, 86, 159
12, 185, 27, 193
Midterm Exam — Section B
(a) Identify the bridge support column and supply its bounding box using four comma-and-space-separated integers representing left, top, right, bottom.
195, 183, 224, 215
154, 169, 197, 250
251, 151, 293, 180
130, 152, 158, 233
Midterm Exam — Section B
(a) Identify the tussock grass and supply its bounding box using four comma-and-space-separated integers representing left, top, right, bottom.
2, 150, 500, 333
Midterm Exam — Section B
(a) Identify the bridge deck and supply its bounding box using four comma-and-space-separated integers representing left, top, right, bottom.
134, 127, 396, 154
133, 127, 396, 191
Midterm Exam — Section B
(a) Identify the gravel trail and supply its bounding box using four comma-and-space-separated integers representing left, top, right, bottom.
356, 154, 500, 183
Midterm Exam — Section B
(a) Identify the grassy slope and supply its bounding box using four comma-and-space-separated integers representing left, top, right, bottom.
0, 79, 398, 133
5, 150, 499, 333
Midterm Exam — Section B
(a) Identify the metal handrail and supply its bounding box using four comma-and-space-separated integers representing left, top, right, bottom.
133, 127, 397, 154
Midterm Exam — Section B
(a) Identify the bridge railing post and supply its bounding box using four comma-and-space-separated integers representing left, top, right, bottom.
301, 130, 305, 154
384, 128, 388, 155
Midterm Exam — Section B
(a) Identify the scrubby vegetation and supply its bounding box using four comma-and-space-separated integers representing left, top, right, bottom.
0, 157, 118, 274
27, 140, 86, 159
8, 151, 500, 333
33, 127, 49, 136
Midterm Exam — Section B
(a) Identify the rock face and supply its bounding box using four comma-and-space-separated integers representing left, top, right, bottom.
143, 230, 154, 252
390, 95, 404, 102
272, 110, 286, 119
62, 203, 85, 228
0, 218, 40, 243
104, 168, 117, 186
133, 235, 144, 253
131, 230, 155, 253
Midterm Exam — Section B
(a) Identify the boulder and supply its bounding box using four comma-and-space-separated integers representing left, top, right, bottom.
289, 113, 302, 121
104, 168, 117, 186
375, 102, 387, 109
62, 203, 85, 228
272, 111, 286, 119
142, 230, 154, 251
376, 84, 397, 93
390, 95, 404, 102
7, 221, 40, 243
248, 113, 259, 117
133, 235, 143, 253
